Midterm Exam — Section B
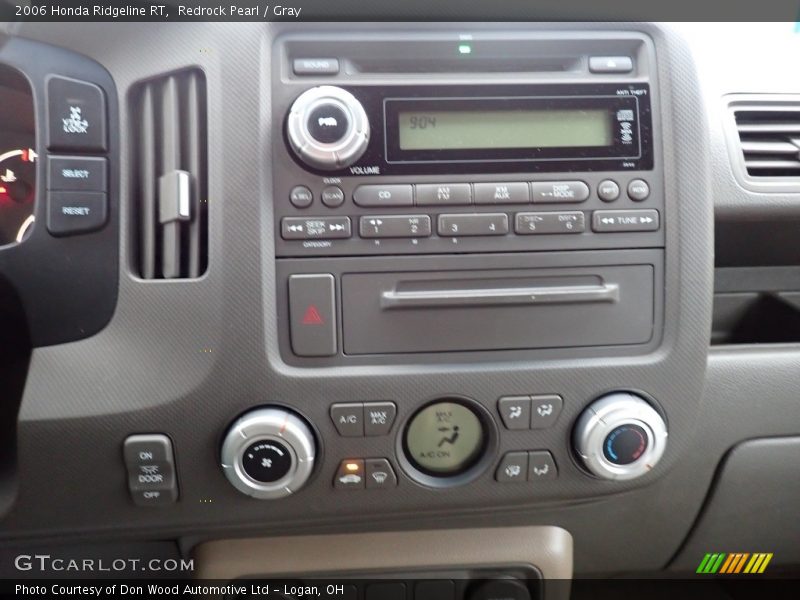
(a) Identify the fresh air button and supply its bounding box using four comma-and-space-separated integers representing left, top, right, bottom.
527, 450, 558, 480
281, 216, 351, 240
123, 434, 178, 506
47, 76, 107, 152
47, 191, 107, 236
474, 182, 529, 204
307, 103, 349, 144
496, 451, 528, 483
48, 156, 107, 192
530, 181, 590, 203
530, 395, 563, 429
438, 213, 508, 236
589, 56, 634, 73
498, 396, 532, 430
293, 58, 340, 76
330, 403, 365, 437
592, 209, 659, 232
353, 184, 413, 207
288, 274, 337, 357
364, 402, 397, 436
359, 215, 431, 238
415, 183, 471, 206
515, 211, 585, 234
365, 458, 398, 489
335, 459, 365, 490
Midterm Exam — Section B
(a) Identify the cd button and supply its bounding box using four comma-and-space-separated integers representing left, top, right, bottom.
531, 181, 590, 203
416, 183, 471, 206
474, 182, 529, 205
353, 184, 413, 207
437, 213, 508, 237
307, 103, 349, 144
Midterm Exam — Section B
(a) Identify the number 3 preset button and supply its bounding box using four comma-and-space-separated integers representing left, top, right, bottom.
437, 213, 508, 236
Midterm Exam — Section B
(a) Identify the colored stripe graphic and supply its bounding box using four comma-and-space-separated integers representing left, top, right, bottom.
697, 553, 730, 574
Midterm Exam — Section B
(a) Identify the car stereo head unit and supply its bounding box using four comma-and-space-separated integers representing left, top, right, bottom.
286, 83, 653, 176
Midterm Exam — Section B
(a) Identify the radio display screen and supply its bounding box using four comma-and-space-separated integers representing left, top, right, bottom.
398, 109, 612, 151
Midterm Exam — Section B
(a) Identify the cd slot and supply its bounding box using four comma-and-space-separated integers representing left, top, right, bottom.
350, 56, 579, 74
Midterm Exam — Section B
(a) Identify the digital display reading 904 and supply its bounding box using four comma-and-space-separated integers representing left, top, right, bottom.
398, 108, 612, 151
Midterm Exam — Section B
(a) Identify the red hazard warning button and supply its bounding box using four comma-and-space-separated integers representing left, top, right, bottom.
288, 274, 336, 357
301, 305, 325, 325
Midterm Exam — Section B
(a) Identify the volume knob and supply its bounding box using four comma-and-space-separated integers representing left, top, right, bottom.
221, 407, 316, 499
286, 86, 370, 171
573, 392, 667, 481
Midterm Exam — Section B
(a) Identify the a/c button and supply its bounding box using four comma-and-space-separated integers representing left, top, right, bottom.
47, 191, 107, 236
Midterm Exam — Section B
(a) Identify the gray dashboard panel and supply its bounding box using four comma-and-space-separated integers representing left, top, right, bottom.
9, 22, 794, 579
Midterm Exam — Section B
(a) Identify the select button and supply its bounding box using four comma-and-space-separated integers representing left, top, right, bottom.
47, 191, 107, 236
48, 156, 107, 192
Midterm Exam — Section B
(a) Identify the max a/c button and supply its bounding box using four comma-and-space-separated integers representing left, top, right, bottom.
47, 191, 107, 236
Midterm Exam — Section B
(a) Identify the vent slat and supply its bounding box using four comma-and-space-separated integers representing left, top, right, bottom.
139, 85, 157, 280
739, 140, 800, 154
745, 159, 800, 169
186, 71, 202, 278
737, 123, 800, 134
132, 70, 207, 279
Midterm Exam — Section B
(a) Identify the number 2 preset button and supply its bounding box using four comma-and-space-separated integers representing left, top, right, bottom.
437, 213, 508, 236
359, 215, 431, 238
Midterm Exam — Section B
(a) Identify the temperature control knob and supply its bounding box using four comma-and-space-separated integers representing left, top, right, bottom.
221, 407, 316, 499
286, 86, 370, 170
573, 392, 667, 481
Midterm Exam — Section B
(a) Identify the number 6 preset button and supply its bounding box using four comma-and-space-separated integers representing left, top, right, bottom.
437, 213, 508, 236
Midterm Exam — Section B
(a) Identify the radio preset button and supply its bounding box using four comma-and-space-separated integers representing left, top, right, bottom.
438, 213, 508, 237
515, 211, 585, 234
597, 180, 621, 202
353, 184, 413, 207
530, 181, 590, 203
592, 209, 659, 232
281, 216, 351, 240
359, 215, 431, 238
627, 179, 651, 201
321, 185, 345, 208
289, 185, 314, 208
416, 183, 471, 206
473, 182, 529, 205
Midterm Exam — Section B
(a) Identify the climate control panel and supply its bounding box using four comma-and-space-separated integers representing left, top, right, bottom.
216, 393, 667, 500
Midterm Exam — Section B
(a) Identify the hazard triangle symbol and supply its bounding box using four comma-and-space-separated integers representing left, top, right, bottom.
301, 305, 324, 325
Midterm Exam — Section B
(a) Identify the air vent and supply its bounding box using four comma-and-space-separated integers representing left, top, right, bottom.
130, 69, 207, 279
725, 95, 800, 193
